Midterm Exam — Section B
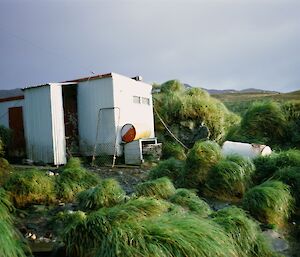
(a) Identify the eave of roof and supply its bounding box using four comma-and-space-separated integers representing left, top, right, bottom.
0, 95, 24, 103
62, 73, 112, 83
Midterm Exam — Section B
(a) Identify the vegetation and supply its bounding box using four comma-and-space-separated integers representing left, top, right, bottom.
242, 180, 294, 226
274, 166, 300, 208
169, 188, 211, 217
61, 208, 240, 257
253, 149, 300, 184
184, 140, 222, 188
153, 80, 239, 147
4, 169, 56, 207
0, 157, 13, 186
0, 125, 12, 155
206, 155, 255, 201
161, 141, 186, 160
148, 157, 184, 184
211, 206, 276, 257
0, 188, 28, 257
56, 157, 100, 202
135, 177, 176, 199
225, 99, 300, 148
77, 178, 125, 211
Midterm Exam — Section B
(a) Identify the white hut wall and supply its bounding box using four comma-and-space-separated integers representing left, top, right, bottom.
77, 77, 117, 156
112, 73, 155, 155
24, 85, 66, 164
49, 84, 67, 165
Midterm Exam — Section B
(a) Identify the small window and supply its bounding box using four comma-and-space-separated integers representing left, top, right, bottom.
133, 96, 141, 104
141, 97, 150, 105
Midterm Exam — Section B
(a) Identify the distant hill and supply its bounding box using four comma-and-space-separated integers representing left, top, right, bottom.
0, 88, 23, 99
203, 88, 279, 95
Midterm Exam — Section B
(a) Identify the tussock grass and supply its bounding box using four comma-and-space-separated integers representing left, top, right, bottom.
275, 149, 300, 167
62, 209, 239, 257
241, 101, 287, 144
0, 157, 13, 185
169, 188, 211, 217
211, 206, 275, 257
242, 180, 294, 226
162, 141, 186, 160
135, 177, 176, 199
184, 140, 222, 188
253, 149, 300, 184
77, 178, 125, 211
60, 197, 171, 257
56, 158, 100, 202
154, 80, 239, 147
0, 188, 28, 257
95, 197, 172, 224
274, 166, 300, 208
206, 155, 255, 201
148, 157, 184, 183
4, 169, 56, 207
96, 214, 239, 257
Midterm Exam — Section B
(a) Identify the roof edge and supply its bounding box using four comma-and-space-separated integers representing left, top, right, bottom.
62, 73, 113, 83
0, 95, 24, 103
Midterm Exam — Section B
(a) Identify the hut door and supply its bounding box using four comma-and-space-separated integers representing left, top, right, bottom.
62, 85, 79, 155
8, 106, 26, 156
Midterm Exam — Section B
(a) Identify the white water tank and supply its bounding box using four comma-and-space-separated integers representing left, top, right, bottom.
222, 141, 272, 159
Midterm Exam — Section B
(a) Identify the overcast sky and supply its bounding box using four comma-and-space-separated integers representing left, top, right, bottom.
0, 0, 299, 92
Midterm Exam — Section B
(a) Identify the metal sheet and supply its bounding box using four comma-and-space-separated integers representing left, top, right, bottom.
49, 84, 66, 165
77, 77, 116, 155
24, 84, 66, 164
112, 73, 155, 155
24, 85, 54, 163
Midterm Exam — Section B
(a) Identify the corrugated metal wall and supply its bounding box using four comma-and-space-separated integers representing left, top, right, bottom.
112, 73, 155, 155
49, 84, 66, 165
77, 77, 116, 155
24, 86, 54, 163
24, 84, 66, 164
0, 99, 24, 128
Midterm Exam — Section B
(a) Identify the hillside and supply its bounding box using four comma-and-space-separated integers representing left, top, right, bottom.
0, 88, 23, 99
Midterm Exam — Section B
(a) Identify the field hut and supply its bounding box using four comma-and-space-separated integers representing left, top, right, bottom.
0, 73, 157, 165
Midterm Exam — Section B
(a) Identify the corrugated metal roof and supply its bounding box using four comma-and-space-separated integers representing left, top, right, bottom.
23, 82, 77, 90
62, 73, 113, 83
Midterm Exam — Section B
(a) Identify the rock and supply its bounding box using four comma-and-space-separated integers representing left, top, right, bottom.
262, 229, 289, 252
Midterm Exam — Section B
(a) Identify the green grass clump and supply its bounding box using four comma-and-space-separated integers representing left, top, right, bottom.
253, 149, 300, 184
275, 149, 300, 167
242, 180, 294, 226
0, 157, 13, 185
162, 141, 187, 160
60, 197, 171, 257
4, 169, 56, 207
184, 140, 222, 188
169, 188, 211, 217
135, 177, 176, 199
211, 206, 275, 257
154, 80, 239, 148
0, 188, 28, 257
77, 178, 125, 211
56, 158, 100, 202
148, 157, 184, 183
206, 155, 255, 201
97, 214, 239, 257
241, 101, 287, 144
62, 208, 239, 257
274, 166, 300, 208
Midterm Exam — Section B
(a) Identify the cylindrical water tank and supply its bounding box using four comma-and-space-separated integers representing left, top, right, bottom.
121, 123, 151, 143
222, 141, 272, 159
